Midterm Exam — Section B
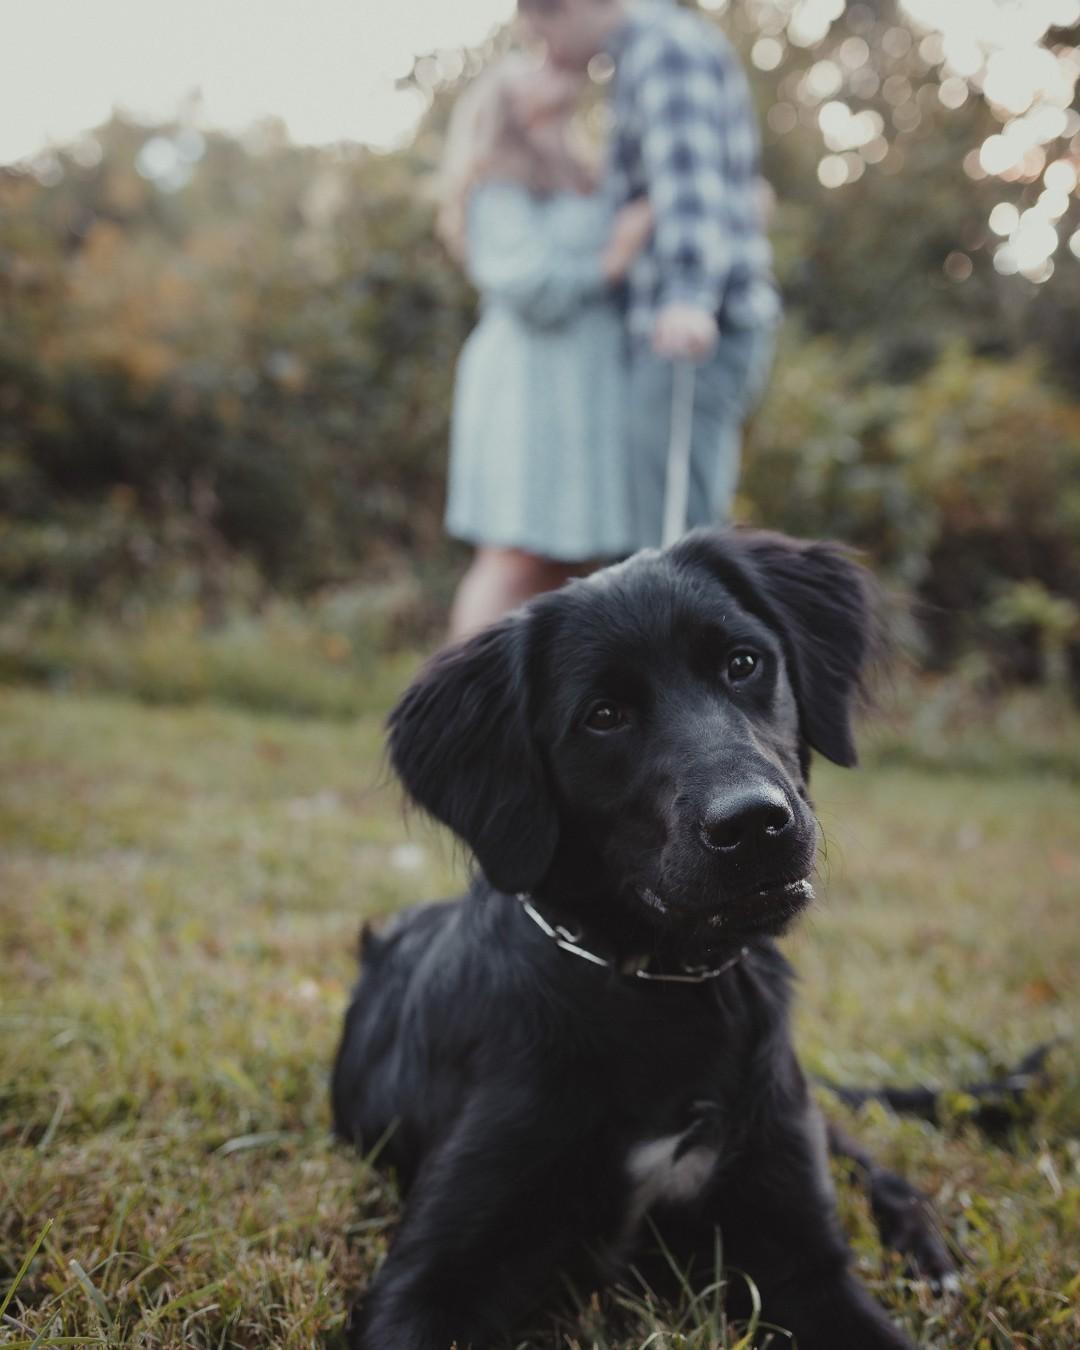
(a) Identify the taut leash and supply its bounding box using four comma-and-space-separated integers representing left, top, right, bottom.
661, 359, 696, 548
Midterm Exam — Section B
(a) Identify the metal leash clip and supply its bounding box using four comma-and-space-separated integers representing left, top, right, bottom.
518, 897, 610, 968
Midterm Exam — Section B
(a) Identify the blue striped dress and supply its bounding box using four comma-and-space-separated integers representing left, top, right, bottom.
445, 181, 634, 562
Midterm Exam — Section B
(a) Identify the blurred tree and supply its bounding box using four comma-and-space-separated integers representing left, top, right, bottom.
2, 120, 474, 599
726, 0, 1080, 379
0, 0, 1078, 688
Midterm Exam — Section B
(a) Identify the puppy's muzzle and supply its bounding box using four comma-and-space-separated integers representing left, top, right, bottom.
693, 782, 817, 930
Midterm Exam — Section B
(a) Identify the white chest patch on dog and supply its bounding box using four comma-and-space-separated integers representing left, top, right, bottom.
624, 1130, 720, 1236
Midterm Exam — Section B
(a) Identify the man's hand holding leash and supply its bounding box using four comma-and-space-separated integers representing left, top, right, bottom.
652, 303, 719, 361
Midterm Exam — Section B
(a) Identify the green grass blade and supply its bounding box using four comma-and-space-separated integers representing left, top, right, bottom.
215, 1129, 295, 1157
140, 1278, 227, 1329
0, 1218, 54, 1320
67, 1259, 113, 1331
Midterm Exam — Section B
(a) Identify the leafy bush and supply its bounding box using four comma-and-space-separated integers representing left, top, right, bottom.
2, 107, 1079, 696
743, 336, 1080, 683
1, 121, 473, 600
0, 588, 426, 719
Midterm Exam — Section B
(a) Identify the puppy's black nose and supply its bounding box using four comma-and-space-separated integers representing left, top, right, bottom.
699, 788, 794, 854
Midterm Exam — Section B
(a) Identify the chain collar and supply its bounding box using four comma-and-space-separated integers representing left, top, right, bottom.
517, 895, 748, 985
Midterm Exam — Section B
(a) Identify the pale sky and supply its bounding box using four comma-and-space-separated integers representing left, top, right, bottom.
4, 0, 1079, 220
0, 0, 515, 164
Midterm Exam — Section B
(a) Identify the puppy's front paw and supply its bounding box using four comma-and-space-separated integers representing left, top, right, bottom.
869, 1171, 959, 1289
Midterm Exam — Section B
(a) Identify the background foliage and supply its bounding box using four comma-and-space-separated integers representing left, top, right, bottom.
2, 0, 1079, 700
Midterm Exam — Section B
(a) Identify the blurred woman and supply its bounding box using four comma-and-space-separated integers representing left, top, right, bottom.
438, 53, 652, 640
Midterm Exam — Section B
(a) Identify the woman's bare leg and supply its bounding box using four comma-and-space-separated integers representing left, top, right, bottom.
448, 547, 578, 642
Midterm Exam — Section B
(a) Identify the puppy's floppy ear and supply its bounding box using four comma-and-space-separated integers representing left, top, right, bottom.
387, 614, 558, 894
675, 528, 879, 767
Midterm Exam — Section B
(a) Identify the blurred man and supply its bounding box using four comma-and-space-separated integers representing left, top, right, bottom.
518, 0, 779, 545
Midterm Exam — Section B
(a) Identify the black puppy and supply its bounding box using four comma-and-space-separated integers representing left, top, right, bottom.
333, 529, 922, 1350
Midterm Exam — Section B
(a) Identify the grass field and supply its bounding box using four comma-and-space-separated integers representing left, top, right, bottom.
1, 683, 1077, 1348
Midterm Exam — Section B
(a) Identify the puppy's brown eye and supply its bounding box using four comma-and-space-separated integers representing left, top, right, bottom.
584, 702, 628, 732
727, 651, 759, 683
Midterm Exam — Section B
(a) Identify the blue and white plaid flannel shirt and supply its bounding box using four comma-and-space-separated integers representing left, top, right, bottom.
606, 1, 780, 339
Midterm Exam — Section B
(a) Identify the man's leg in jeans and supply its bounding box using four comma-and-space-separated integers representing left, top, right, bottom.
628, 325, 775, 548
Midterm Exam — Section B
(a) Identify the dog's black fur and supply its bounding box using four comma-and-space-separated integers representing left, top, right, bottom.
333, 529, 931, 1349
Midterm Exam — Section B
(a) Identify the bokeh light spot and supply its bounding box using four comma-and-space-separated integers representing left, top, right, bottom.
767, 102, 798, 136
939, 77, 969, 110
805, 59, 843, 101
861, 136, 889, 164
919, 33, 945, 66
882, 75, 913, 107
1038, 188, 1071, 219
989, 202, 1020, 235
752, 37, 785, 72
882, 27, 913, 59
944, 251, 974, 281
963, 149, 987, 179
817, 153, 849, 188
838, 36, 870, 71
1044, 159, 1077, 193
